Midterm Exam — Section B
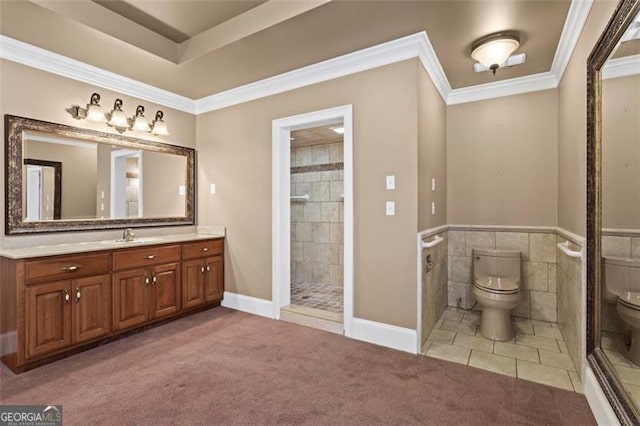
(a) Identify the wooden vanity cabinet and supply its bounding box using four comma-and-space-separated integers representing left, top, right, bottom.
112, 245, 181, 331
1, 237, 223, 373
182, 240, 224, 309
23, 253, 112, 360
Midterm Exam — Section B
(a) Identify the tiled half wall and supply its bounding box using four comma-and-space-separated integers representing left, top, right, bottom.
290, 142, 344, 287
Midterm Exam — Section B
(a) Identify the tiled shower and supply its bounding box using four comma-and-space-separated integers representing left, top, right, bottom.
290, 126, 344, 316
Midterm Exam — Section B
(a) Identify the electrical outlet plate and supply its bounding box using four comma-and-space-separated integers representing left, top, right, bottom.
385, 201, 395, 216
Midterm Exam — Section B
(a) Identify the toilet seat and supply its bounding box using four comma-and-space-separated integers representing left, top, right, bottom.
618, 292, 640, 311
474, 277, 519, 295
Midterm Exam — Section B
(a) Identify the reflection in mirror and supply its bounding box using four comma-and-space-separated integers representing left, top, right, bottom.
600, 5, 640, 413
5, 115, 195, 234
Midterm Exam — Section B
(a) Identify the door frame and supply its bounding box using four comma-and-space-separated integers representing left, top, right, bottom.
271, 105, 354, 337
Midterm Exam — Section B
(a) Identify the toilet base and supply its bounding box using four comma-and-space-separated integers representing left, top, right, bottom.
479, 308, 514, 342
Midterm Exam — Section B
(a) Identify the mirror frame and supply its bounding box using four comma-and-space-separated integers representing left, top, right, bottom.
587, 0, 640, 424
4, 114, 196, 234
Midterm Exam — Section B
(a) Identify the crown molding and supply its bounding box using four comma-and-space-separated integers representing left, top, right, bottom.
0, 35, 196, 114
195, 32, 436, 114
550, 0, 595, 81
447, 72, 558, 105
602, 54, 640, 80
1, 0, 591, 112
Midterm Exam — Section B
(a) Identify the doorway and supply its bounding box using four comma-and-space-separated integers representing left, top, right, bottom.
272, 105, 354, 337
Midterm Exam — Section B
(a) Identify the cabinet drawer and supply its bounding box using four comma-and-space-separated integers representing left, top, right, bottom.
26, 253, 111, 284
113, 245, 180, 271
182, 239, 223, 259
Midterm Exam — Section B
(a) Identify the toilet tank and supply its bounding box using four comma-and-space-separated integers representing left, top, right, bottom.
602, 257, 640, 303
473, 249, 521, 282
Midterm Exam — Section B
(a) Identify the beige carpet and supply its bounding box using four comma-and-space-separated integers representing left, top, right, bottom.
0, 308, 595, 425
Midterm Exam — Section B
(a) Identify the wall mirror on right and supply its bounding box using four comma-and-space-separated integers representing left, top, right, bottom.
588, 0, 640, 423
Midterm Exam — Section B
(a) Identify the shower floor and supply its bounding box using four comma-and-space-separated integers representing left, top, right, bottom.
291, 282, 343, 314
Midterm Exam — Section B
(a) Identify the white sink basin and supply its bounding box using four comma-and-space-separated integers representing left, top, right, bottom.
99, 237, 164, 245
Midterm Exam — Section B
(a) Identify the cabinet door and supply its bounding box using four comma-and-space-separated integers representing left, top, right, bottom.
182, 258, 204, 309
73, 274, 111, 344
113, 269, 149, 331
204, 256, 224, 302
150, 262, 181, 319
26, 281, 72, 359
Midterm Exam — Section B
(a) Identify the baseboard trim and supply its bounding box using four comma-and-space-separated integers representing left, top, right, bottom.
584, 367, 621, 425
351, 318, 417, 354
221, 292, 274, 319
0, 331, 17, 357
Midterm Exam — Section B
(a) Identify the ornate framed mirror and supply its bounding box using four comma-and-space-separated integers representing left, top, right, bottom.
5, 115, 196, 234
587, 0, 640, 423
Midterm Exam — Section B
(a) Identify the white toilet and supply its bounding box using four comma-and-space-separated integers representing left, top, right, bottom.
602, 256, 640, 366
472, 249, 522, 341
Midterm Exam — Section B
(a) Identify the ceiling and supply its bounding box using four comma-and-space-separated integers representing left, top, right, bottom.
291, 125, 343, 148
1, 1, 580, 99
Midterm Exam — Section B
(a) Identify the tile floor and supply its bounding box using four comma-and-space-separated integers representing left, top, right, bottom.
602, 330, 640, 407
291, 282, 343, 314
424, 307, 581, 392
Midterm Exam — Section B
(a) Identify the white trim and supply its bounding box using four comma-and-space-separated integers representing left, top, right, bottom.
271, 105, 354, 335
447, 72, 558, 105
0, 35, 196, 114
195, 32, 436, 113
550, 0, 595, 82
220, 291, 274, 318
602, 54, 640, 80
584, 367, 621, 426
1, 0, 592, 111
351, 318, 418, 354
0, 331, 17, 357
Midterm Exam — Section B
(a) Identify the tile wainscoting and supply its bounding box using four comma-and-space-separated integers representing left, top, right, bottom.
419, 225, 585, 381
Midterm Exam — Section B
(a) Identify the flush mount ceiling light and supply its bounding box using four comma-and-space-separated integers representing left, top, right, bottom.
471, 32, 520, 75
330, 126, 345, 134
66, 93, 169, 135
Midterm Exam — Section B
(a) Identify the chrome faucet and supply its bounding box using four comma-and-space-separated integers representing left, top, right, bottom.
123, 228, 135, 242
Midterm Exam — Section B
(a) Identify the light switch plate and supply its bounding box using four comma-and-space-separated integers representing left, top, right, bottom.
431, 202, 435, 215
210, 184, 216, 194
386, 201, 395, 216
386, 175, 395, 190
179, 185, 186, 195
432, 178, 436, 192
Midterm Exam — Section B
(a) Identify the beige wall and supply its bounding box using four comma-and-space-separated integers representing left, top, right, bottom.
418, 64, 447, 230
142, 151, 188, 218
447, 89, 558, 226
24, 140, 97, 219
558, 0, 618, 237
602, 74, 640, 230
0, 59, 196, 244
196, 60, 419, 328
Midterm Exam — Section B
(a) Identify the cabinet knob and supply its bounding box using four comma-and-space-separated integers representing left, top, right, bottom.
206, 265, 211, 272
75, 287, 81, 302
145, 277, 150, 287
200, 266, 205, 274
144, 255, 156, 260
64, 289, 70, 304
202, 247, 209, 252
61, 265, 80, 272
152, 275, 157, 285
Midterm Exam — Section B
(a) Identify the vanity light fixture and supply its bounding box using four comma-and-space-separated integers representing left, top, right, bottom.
130, 105, 150, 132
150, 111, 169, 136
106, 99, 129, 133
66, 92, 106, 123
66, 93, 169, 135
471, 32, 520, 75
330, 126, 345, 134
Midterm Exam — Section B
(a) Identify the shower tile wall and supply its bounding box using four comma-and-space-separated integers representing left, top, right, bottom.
556, 234, 583, 378
290, 142, 344, 288
421, 231, 449, 348
447, 230, 557, 321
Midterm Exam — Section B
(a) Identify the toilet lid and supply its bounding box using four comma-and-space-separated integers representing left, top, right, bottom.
618, 292, 640, 311
475, 277, 519, 294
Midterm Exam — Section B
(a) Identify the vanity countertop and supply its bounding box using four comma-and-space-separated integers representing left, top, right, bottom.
0, 232, 225, 260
